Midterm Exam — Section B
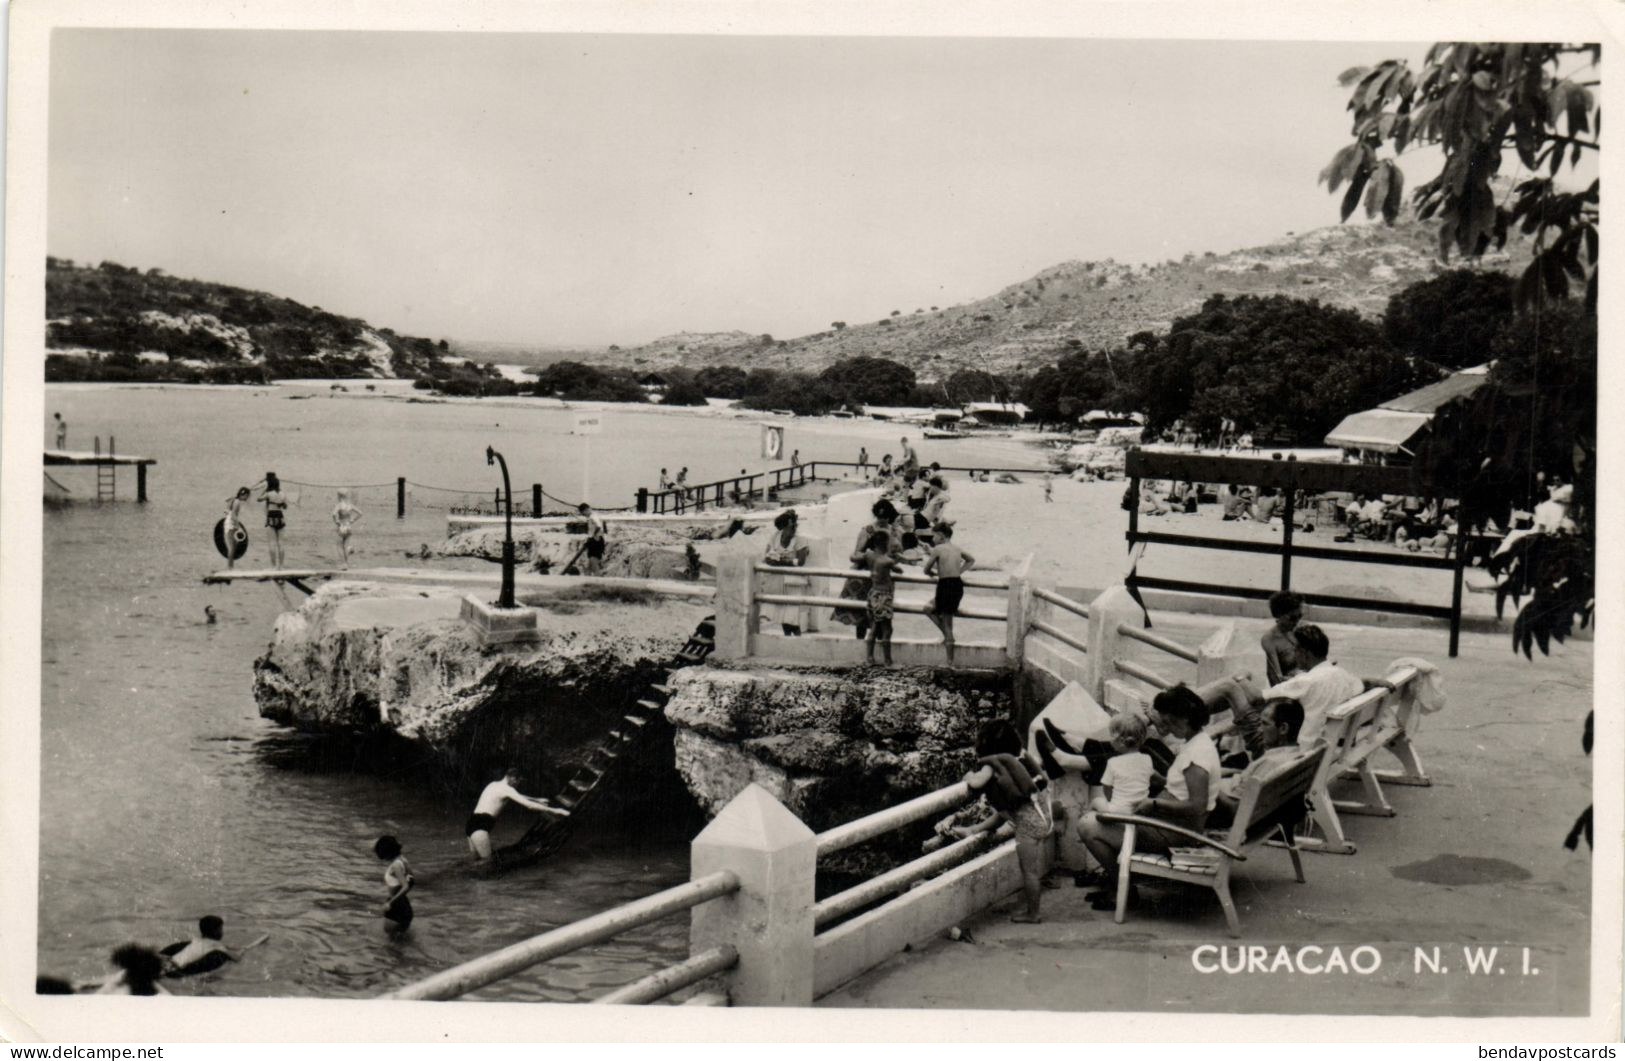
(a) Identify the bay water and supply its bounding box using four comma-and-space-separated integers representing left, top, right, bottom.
36, 383, 1046, 1000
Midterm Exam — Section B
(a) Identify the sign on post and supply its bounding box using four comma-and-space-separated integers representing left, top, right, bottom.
572, 413, 604, 436
761, 424, 785, 461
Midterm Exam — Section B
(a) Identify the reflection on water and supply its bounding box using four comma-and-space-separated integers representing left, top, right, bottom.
37, 386, 1044, 999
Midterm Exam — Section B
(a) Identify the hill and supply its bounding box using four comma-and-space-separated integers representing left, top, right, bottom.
44, 258, 487, 385
582, 217, 1537, 378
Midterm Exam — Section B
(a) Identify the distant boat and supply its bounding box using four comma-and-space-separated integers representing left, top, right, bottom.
923, 427, 966, 439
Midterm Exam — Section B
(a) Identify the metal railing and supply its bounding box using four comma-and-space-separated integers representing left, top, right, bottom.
634, 459, 1052, 514
811, 782, 1012, 931
384, 870, 741, 1002
1027, 586, 1090, 654
751, 564, 1012, 624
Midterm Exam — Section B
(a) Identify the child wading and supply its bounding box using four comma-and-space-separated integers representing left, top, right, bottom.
375, 835, 414, 932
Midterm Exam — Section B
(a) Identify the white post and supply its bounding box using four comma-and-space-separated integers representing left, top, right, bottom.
1195, 619, 1254, 687
690, 784, 817, 1006
713, 544, 758, 659
1005, 553, 1034, 666
1086, 585, 1143, 701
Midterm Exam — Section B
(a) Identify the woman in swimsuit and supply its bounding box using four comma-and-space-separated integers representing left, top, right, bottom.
223, 487, 251, 570
331, 489, 364, 569
260, 472, 288, 569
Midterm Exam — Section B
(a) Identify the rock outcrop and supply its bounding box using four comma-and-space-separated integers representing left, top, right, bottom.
253, 581, 708, 801
664, 663, 1011, 836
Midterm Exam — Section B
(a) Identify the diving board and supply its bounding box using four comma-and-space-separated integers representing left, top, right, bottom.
204, 566, 717, 601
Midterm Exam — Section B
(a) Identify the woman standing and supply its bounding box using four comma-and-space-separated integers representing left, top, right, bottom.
863, 531, 900, 665
762, 509, 810, 636
260, 472, 288, 569
223, 486, 251, 570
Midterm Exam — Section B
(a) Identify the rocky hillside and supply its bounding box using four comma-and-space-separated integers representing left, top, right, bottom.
587, 217, 1537, 378
44, 258, 484, 384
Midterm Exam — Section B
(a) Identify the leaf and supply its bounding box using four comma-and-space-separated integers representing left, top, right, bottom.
1341, 164, 1370, 222
1383, 163, 1405, 224
1338, 65, 1371, 87
1547, 80, 1570, 124
1471, 70, 1494, 90
1394, 113, 1413, 153
1568, 86, 1591, 137
1364, 161, 1391, 219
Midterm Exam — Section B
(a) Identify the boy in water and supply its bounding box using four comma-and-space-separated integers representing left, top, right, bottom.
332, 489, 364, 568
164, 915, 268, 975
375, 835, 414, 931
467, 767, 567, 860
1261, 590, 1304, 685
923, 523, 975, 664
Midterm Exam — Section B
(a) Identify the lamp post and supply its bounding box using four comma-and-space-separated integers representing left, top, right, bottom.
486, 445, 517, 609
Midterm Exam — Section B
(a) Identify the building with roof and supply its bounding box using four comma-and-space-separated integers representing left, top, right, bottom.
1324, 364, 1491, 461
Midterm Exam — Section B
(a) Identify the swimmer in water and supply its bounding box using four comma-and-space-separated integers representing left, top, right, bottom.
331, 489, 364, 568
375, 836, 414, 932
88, 945, 169, 995
163, 915, 268, 976
466, 767, 566, 861
204, 605, 218, 625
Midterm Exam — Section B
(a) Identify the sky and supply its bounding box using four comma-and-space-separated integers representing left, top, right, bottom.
47, 32, 1460, 347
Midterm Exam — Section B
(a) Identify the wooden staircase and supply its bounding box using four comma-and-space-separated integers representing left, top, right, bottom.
496, 616, 716, 868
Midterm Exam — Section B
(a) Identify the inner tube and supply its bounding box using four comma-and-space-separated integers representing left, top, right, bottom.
159, 942, 231, 978
214, 519, 249, 561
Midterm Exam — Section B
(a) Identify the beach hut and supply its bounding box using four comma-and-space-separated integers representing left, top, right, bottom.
1324, 364, 1491, 462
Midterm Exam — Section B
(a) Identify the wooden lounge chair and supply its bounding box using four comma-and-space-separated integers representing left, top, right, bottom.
1096, 743, 1324, 937
1295, 665, 1430, 855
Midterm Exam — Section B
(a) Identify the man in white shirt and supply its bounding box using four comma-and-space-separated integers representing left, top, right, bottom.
1222, 624, 1394, 747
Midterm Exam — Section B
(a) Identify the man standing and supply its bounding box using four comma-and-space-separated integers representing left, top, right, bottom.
466, 767, 567, 860
923, 523, 975, 665
578, 502, 607, 576
899, 436, 918, 475
53, 412, 67, 449
858, 446, 869, 476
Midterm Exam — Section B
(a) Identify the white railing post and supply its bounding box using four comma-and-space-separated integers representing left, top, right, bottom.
1005, 553, 1034, 666
1086, 585, 1142, 702
713, 543, 758, 659
690, 783, 817, 1006
1195, 619, 1253, 688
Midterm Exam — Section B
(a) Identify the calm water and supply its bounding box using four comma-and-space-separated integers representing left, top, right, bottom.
37, 384, 1046, 1000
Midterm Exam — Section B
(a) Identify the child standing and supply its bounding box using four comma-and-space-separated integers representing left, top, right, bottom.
863, 531, 899, 666
923, 523, 975, 665
952, 720, 1054, 924
1260, 590, 1303, 685
1089, 714, 1155, 816
332, 490, 364, 569
1043, 471, 1054, 503
375, 835, 414, 932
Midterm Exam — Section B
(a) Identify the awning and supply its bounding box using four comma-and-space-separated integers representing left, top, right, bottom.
1323, 409, 1432, 454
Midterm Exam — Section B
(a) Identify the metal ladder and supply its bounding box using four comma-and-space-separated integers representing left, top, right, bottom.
94, 436, 116, 501
497, 616, 717, 868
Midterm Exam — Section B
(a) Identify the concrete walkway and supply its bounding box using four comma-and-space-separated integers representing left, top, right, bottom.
819, 622, 1594, 1017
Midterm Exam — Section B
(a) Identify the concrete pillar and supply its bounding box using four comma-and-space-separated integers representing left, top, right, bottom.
1005, 553, 1034, 666
1195, 619, 1255, 687
713, 542, 758, 659
690, 784, 817, 1007
1086, 585, 1143, 701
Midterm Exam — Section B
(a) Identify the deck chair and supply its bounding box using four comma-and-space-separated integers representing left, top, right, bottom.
1096, 743, 1324, 937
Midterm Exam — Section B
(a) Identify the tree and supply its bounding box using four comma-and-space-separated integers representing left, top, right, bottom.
1383, 269, 1515, 373
693, 365, 749, 398
1116, 294, 1416, 443
1329, 43, 1600, 659
819, 356, 917, 405
831, 321, 847, 331
943, 369, 1002, 405
660, 379, 709, 406
1325, 43, 1599, 310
